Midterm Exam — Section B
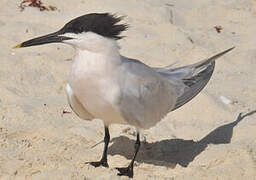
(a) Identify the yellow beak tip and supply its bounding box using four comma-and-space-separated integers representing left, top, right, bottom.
13, 43, 22, 49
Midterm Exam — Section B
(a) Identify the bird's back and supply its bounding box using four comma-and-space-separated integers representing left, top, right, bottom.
116, 57, 178, 129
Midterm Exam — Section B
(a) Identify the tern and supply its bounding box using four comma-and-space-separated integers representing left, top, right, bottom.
14, 13, 234, 178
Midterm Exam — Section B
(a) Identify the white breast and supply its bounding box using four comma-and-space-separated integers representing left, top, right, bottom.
69, 48, 127, 125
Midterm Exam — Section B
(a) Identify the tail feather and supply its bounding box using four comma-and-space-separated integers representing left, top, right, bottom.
156, 47, 235, 111
172, 60, 215, 111
172, 47, 234, 111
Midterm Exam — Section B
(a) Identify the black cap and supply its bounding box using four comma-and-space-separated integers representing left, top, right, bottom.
60, 13, 128, 39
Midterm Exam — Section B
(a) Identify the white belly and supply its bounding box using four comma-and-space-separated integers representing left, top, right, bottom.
69, 64, 127, 125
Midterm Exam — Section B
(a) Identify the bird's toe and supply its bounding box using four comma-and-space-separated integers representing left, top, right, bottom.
86, 160, 109, 168
116, 166, 134, 178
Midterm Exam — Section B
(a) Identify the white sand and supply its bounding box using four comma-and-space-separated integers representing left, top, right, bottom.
0, 0, 256, 179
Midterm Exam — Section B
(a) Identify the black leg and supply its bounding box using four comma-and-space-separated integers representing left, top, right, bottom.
116, 132, 140, 178
87, 126, 110, 168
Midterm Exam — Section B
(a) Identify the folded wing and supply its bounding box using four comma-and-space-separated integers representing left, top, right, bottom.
118, 58, 178, 129
155, 47, 235, 111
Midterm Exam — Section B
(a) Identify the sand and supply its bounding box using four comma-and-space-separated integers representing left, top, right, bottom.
0, 0, 256, 179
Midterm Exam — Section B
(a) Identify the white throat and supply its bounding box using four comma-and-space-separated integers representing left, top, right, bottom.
68, 32, 122, 86
73, 38, 121, 70
62, 31, 122, 77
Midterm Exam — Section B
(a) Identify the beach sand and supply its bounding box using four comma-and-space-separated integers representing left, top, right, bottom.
0, 0, 256, 179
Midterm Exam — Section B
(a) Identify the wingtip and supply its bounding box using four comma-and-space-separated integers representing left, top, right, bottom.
194, 46, 235, 68
216, 46, 235, 57
226, 46, 235, 52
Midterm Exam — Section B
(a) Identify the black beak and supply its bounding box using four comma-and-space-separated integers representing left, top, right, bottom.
13, 31, 73, 48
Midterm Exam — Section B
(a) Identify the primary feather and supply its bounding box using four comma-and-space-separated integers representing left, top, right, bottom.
155, 47, 235, 111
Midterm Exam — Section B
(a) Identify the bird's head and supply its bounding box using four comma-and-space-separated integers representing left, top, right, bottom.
14, 13, 128, 51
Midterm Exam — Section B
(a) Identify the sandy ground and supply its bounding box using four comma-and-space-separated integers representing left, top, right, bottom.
0, 0, 256, 179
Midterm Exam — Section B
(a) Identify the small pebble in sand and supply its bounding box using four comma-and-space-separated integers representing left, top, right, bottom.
220, 95, 233, 104
214, 25, 223, 33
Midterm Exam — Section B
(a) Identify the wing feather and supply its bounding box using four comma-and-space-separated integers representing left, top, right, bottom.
155, 47, 235, 111
117, 58, 177, 129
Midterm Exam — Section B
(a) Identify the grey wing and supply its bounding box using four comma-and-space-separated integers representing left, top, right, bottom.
117, 58, 178, 129
155, 47, 234, 111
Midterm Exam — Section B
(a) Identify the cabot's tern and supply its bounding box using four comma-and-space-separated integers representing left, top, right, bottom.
14, 13, 234, 178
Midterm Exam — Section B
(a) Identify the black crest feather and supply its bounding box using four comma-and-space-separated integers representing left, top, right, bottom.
60, 13, 128, 39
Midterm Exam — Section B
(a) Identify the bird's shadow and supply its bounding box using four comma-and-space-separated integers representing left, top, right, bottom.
108, 110, 256, 168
